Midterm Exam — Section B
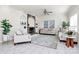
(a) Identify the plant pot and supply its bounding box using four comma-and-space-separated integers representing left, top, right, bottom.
68, 35, 72, 37
66, 31, 73, 35
3, 35, 9, 41
0, 34, 2, 43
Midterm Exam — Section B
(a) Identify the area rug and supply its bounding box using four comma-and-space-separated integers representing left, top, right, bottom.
31, 34, 58, 49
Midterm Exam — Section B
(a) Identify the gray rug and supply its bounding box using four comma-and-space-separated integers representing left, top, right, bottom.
31, 35, 58, 49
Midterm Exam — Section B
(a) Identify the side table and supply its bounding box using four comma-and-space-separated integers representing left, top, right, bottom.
66, 37, 74, 48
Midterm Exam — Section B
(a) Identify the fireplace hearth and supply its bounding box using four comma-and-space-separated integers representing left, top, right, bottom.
28, 27, 35, 34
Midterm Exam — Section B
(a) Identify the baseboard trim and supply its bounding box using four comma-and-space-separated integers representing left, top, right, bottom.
60, 40, 78, 44
14, 41, 31, 45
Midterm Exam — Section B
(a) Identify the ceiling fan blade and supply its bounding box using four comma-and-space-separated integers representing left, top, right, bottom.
44, 9, 47, 14
46, 12, 49, 15
43, 9, 52, 15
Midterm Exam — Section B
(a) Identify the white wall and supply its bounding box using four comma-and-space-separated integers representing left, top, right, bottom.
0, 6, 27, 30
67, 6, 79, 44
0, 6, 27, 41
0, 6, 68, 32
36, 13, 68, 29
0, 6, 65, 32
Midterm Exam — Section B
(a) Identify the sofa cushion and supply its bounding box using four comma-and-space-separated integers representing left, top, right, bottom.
40, 28, 57, 34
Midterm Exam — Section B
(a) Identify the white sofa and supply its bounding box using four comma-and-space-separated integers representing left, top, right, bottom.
14, 34, 31, 45
39, 28, 58, 35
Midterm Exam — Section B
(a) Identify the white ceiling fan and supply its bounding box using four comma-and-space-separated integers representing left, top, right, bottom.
43, 9, 53, 15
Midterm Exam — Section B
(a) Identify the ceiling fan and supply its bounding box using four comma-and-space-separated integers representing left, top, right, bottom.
44, 9, 53, 15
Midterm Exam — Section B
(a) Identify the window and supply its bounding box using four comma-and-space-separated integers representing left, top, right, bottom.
44, 20, 55, 28
44, 21, 48, 28
70, 14, 77, 32
49, 20, 55, 28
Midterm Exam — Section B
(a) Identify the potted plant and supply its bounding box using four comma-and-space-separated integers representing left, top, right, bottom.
1, 19, 12, 41
66, 30, 73, 37
62, 21, 70, 29
62, 21, 67, 29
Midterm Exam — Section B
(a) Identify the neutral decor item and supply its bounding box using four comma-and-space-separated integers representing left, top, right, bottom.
1, 19, 12, 41
31, 35, 58, 49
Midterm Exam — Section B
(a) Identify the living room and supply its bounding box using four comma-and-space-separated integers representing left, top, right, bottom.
0, 5, 79, 54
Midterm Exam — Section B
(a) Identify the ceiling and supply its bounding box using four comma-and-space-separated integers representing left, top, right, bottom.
3, 5, 72, 16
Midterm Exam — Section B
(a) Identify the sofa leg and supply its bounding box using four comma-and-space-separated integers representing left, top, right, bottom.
14, 41, 31, 45
29, 41, 31, 43
14, 43, 16, 45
